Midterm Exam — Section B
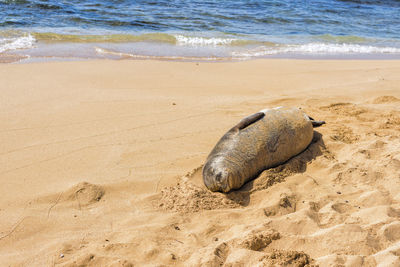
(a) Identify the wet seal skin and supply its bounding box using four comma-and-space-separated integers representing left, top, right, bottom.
203, 107, 325, 192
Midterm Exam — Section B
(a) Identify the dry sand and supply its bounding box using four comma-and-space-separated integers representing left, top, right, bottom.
0, 59, 399, 266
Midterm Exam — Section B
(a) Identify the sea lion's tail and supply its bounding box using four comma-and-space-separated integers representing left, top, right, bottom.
308, 116, 326, 128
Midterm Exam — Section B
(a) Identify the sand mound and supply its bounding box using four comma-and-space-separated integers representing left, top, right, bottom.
320, 102, 366, 117
373, 95, 400, 104
380, 111, 400, 129
187, 228, 316, 266
64, 182, 105, 208
260, 250, 317, 267
238, 230, 281, 251
158, 177, 243, 213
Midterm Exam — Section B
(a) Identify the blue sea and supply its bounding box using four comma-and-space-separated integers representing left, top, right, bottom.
1, 0, 400, 62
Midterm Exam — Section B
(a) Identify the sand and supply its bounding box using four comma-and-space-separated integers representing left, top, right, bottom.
0, 59, 399, 266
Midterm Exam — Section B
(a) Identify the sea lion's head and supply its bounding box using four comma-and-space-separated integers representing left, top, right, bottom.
202, 157, 233, 193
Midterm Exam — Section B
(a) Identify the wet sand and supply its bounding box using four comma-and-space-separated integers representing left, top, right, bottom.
0, 59, 400, 266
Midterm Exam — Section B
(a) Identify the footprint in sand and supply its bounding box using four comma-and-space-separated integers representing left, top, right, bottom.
263, 193, 297, 217
330, 125, 360, 144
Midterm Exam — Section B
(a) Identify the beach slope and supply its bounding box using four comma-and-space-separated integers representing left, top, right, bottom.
1, 59, 400, 266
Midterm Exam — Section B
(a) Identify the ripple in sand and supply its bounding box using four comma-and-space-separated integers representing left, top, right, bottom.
373, 95, 400, 104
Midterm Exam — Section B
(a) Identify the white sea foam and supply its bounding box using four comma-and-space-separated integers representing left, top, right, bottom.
233, 43, 400, 57
0, 33, 35, 53
174, 34, 236, 46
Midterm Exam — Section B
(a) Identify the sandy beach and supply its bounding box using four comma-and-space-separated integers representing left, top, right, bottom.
1, 59, 400, 266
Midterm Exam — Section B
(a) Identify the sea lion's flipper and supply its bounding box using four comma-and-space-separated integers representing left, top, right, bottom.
235, 112, 265, 130
311, 120, 326, 127
307, 115, 325, 128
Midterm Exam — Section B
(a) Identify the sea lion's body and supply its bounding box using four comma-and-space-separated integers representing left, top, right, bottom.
203, 107, 324, 192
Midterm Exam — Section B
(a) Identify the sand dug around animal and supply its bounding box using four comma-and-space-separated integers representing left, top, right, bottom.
0, 59, 400, 266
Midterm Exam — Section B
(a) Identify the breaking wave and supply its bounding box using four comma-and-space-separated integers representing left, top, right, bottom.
233, 43, 400, 57
2, 30, 400, 62
0, 31, 35, 53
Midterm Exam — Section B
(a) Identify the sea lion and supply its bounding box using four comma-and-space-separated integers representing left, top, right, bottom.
203, 107, 325, 192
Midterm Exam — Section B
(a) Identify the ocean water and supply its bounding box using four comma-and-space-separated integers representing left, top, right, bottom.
1, 0, 400, 61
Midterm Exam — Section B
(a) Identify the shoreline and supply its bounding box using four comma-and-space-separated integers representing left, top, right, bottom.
2, 32, 400, 64
3, 52, 400, 64
1, 59, 399, 266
